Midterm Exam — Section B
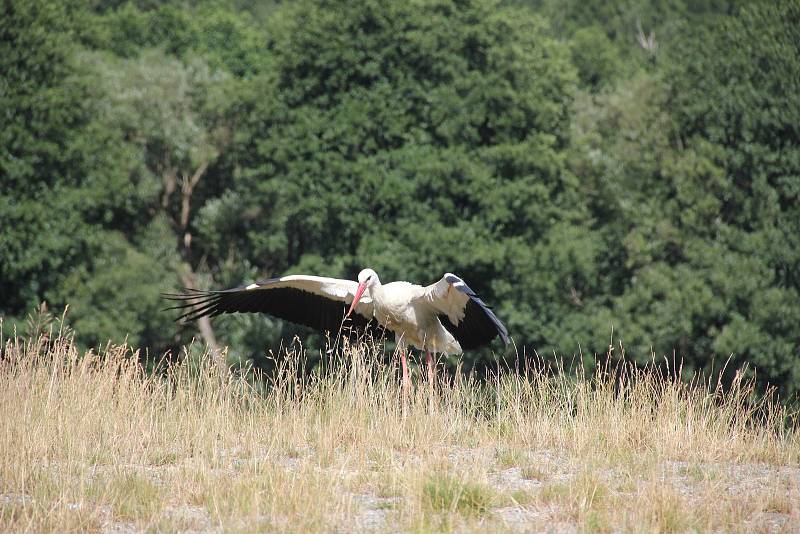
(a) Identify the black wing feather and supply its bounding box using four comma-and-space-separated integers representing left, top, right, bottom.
163, 286, 384, 338
438, 275, 509, 350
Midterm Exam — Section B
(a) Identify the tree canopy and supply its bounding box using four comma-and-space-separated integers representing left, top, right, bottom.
2, 0, 798, 398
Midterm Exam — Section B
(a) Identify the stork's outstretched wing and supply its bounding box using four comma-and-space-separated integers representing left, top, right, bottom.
419, 273, 509, 350
163, 275, 383, 336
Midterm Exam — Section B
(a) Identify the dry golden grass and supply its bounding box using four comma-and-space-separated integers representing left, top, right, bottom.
1, 328, 799, 533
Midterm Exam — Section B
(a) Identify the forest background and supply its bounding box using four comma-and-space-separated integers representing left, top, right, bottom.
2, 0, 798, 398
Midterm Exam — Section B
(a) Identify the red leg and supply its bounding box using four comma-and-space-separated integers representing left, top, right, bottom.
425, 350, 434, 381
400, 347, 410, 408
425, 350, 437, 409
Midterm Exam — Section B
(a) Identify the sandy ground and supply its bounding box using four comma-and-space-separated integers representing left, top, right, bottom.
7, 445, 796, 533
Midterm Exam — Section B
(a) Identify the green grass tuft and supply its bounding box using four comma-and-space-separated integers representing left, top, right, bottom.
422, 475, 494, 516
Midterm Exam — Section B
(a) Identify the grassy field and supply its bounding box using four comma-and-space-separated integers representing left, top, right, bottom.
1, 328, 798, 533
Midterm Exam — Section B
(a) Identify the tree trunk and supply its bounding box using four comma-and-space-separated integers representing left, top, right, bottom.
166, 159, 221, 356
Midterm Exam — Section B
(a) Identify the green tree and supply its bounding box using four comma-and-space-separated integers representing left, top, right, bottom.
3, 0, 797, 398
665, 0, 800, 395
0, 0, 161, 347
72, 47, 238, 353
568, 0, 800, 397
1, 0, 271, 356
191, 0, 590, 369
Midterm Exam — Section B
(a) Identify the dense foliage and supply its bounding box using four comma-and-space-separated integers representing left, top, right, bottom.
2, 0, 798, 397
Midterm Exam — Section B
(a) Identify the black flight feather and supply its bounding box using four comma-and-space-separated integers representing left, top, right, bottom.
162, 285, 385, 339
437, 275, 509, 350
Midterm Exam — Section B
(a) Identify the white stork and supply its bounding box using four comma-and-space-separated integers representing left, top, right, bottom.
164, 268, 509, 384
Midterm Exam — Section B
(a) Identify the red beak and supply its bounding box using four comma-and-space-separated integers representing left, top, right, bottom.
347, 282, 367, 317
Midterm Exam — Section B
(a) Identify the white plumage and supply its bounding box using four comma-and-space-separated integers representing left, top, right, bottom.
164, 268, 509, 357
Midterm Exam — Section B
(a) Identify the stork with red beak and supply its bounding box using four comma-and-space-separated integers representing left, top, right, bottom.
164, 268, 509, 388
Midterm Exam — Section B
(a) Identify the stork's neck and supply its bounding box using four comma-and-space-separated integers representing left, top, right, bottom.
368, 280, 384, 301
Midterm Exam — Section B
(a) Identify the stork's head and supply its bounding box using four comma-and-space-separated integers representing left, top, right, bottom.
347, 268, 380, 317
357, 268, 380, 287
